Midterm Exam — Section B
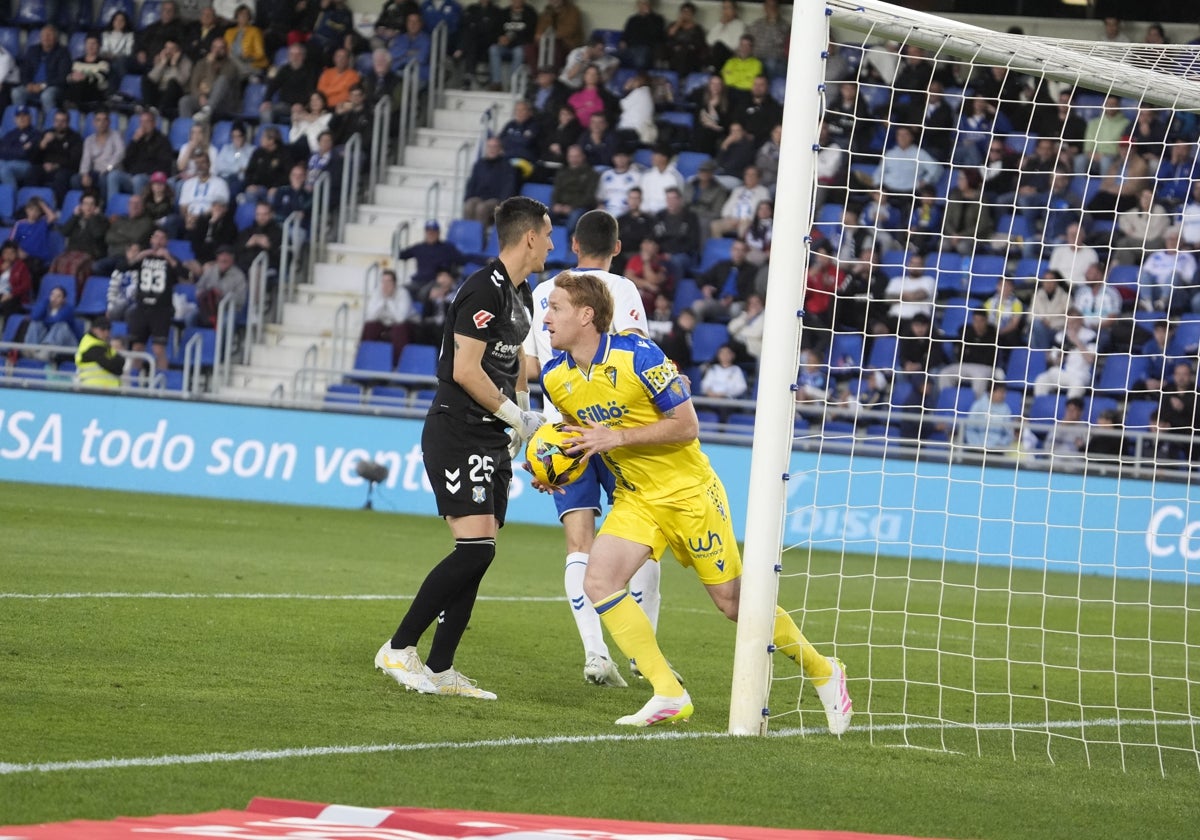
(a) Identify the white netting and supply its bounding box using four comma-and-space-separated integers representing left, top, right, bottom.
752, 0, 1200, 774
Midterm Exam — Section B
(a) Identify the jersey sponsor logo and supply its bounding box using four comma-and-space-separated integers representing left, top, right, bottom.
643, 360, 680, 393
688, 530, 723, 554
575, 401, 628, 424
473, 309, 495, 329
491, 340, 521, 358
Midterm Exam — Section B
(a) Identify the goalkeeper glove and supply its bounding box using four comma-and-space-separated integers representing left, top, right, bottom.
494, 396, 545, 449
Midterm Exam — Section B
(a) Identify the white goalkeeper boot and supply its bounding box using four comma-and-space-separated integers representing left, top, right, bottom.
375, 642, 438, 694
584, 654, 628, 687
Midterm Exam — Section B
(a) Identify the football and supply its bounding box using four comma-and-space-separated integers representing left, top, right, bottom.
525, 422, 588, 487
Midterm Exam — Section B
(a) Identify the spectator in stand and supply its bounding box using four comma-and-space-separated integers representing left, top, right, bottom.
95, 193, 154, 276
143, 171, 182, 238
235, 200, 283, 272
75, 111, 124, 205
693, 237, 755, 323
707, 0, 745, 71
567, 65, 617, 129
883, 251, 935, 334
498, 99, 541, 175
720, 35, 761, 105
241, 126, 290, 205
185, 198, 239, 271
184, 7, 227, 64
288, 91, 334, 157
665, 1, 706, 76
1032, 89, 1086, 164
455, 0, 504, 86
578, 112, 618, 168
1087, 408, 1125, 463
1027, 270, 1070, 350
534, 0, 583, 70
304, 130, 337, 190
0, 107, 38, 194
462, 136, 516, 229
176, 123, 219, 184
802, 239, 842, 343
361, 267, 413, 366
1155, 141, 1198, 212
746, 0, 788, 79
262, 42, 320, 124
1081, 95, 1130, 174
1176, 180, 1200, 248
700, 344, 748, 400
22, 284, 77, 354
1044, 396, 1088, 459
178, 152, 232, 218
272, 162, 313, 228
14, 25, 71, 115
534, 104, 580, 178
936, 309, 1001, 397
102, 12, 135, 81
422, 0, 464, 57
953, 96, 995, 167
559, 36, 616, 90
316, 47, 362, 110
978, 137, 1019, 204
224, 5, 268, 78
691, 74, 731, 157
742, 199, 772, 266
1157, 361, 1197, 438
755, 123, 781, 196
132, 1, 188, 74
0, 241, 33, 321
331, 83, 373, 149
1115, 187, 1170, 256
712, 122, 756, 187
794, 347, 828, 406
896, 312, 945, 390
623, 236, 671, 315
731, 74, 781, 144
412, 267, 457, 344
1048, 220, 1100, 285
1139, 227, 1198, 313
109, 111, 176, 199
652, 186, 700, 281
1073, 261, 1126, 352
726, 291, 763, 362
1101, 15, 1130, 43
639, 145, 684, 215
616, 73, 657, 149
192, 244, 247, 326
710, 164, 769, 239
646, 291, 673, 341
310, 0, 356, 60
963, 381, 1016, 452
389, 12, 432, 85
875, 125, 942, 198
35, 109, 82, 206
142, 39, 193, 118
63, 34, 110, 111
983, 276, 1025, 348
618, 0, 665, 70
57, 191, 110, 268
658, 308, 696, 371
215, 122, 253, 195
179, 37, 239, 119
1034, 309, 1096, 399
487, 0, 537, 91
376, 0, 420, 42
549, 144, 598, 233
615, 187, 654, 270
596, 148, 640, 217
825, 80, 872, 153
689, 159, 729, 245
528, 64, 570, 125
363, 47, 403, 115
1128, 107, 1167, 163
906, 185, 942, 255
398, 220, 463, 289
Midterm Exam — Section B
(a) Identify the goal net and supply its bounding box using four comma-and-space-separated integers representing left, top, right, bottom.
730, 0, 1200, 774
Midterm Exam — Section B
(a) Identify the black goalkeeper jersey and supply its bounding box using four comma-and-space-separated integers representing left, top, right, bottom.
429, 259, 532, 438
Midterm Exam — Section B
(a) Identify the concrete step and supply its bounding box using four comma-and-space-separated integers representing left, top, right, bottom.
279, 300, 346, 332
343, 221, 398, 251
372, 182, 446, 215
313, 261, 380, 293
414, 126, 480, 149
353, 203, 450, 235
247, 340, 332, 372
323, 242, 389, 267
401, 144, 466, 172
380, 165, 455, 189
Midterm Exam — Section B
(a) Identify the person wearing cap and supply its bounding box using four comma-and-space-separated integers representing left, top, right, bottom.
527, 64, 570, 124
0, 106, 38, 193
397, 219, 464, 289
109, 110, 176, 200
192, 244, 248, 327
75, 316, 124, 389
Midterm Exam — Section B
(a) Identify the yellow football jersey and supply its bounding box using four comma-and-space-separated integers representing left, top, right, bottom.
541, 333, 716, 503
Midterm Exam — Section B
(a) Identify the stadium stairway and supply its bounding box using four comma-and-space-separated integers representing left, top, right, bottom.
219, 89, 511, 403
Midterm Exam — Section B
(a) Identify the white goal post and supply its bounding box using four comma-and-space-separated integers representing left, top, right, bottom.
730, 0, 1200, 772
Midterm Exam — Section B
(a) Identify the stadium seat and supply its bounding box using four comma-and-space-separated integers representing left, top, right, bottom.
866, 335, 899, 370
169, 117, 194, 150
1004, 347, 1048, 390
828, 332, 864, 376
1123, 399, 1157, 429
446, 218, 484, 258
672, 278, 702, 316
396, 343, 438, 377
1027, 393, 1063, 421
352, 341, 394, 374
106, 192, 131, 217
67, 31, 87, 60
235, 201, 257, 230
2, 314, 26, 343
241, 83, 267, 120
36, 273, 77, 306
171, 326, 217, 369
1166, 316, 1200, 356
647, 70, 679, 102
657, 110, 695, 137
1084, 396, 1119, 423
935, 385, 975, 414
75, 276, 110, 317
211, 120, 234, 148
137, 0, 163, 29
632, 148, 654, 169
0, 184, 15, 222
545, 225, 572, 268
324, 383, 363, 407
727, 414, 755, 435
16, 185, 55, 211
770, 76, 786, 102
366, 386, 409, 407
0, 28, 21, 60
12, 0, 49, 28
59, 189, 82, 219
674, 150, 710, 180
608, 67, 638, 96
1096, 354, 1150, 394
96, 0, 134, 27
690, 322, 729, 364
411, 388, 437, 409
933, 252, 967, 296
681, 71, 708, 97
695, 409, 721, 430
936, 297, 971, 339
695, 237, 733, 275
167, 239, 195, 263
519, 182, 552, 205
56, 0, 93, 31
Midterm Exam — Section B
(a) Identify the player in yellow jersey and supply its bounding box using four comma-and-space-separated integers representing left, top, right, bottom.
535, 271, 853, 732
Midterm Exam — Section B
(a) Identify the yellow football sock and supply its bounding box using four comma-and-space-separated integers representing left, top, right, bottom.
593, 590, 683, 697
773, 606, 833, 685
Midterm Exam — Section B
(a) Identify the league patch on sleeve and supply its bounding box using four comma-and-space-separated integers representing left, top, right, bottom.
642, 360, 680, 394
473, 310, 495, 329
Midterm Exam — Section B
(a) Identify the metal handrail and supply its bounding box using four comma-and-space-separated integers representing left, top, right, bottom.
369, 95, 391, 202
426, 21, 447, 128
394, 58, 419, 165
0, 340, 157, 389
453, 140, 473, 213
511, 61, 530, 100
332, 301, 350, 373
277, 210, 303, 324
214, 291, 239, 389
536, 27, 554, 69
243, 251, 268, 366
308, 170, 330, 287
424, 180, 441, 225
181, 329, 203, 394
338, 131, 362, 242
361, 262, 381, 331
389, 222, 410, 264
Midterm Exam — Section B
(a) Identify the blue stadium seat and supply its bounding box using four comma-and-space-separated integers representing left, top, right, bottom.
76, 275, 110, 317
12, 0, 50, 28
1027, 393, 1063, 421
681, 71, 708, 97
446, 218, 484, 259
935, 386, 975, 414
241, 83, 267, 119
67, 31, 87, 59
396, 343, 438, 377
0, 184, 15, 222
1004, 347, 1047, 390
672, 278, 702, 317
828, 332, 863, 376
691, 322, 729, 364
674, 150, 710, 180
934, 251, 967, 296
234, 200, 257, 230
1084, 396, 1119, 423
590, 28, 621, 53
1123, 399, 1157, 429
770, 76, 786, 101
519, 182, 552, 205
695, 237, 733, 274
546, 225, 572, 268
367, 386, 409, 407
36, 273, 77, 306
168, 326, 217, 369
210, 120, 234, 148
411, 388, 437, 409
16, 185, 55, 211
1107, 264, 1140, 292
325, 383, 363, 407
727, 414, 755, 435
56, 0, 93, 31
96, 0, 134, 27
1096, 354, 1150, 394
867, 335, 899, 370
137, 0, 163, 29
936, 297, 971, 339
166, 239, 195, 263
695, 409, 721, 430
106, 192, 131, 216
632, 148, 654, 169
2, 314, 26, 343
657, 110, 694, 133
1167, 316, 1200, 356
995, 214, 1033, 242
352, 341, 394, 374
169, 117, 194, 150
0, 28, 22, 59
59, 189, 82, 219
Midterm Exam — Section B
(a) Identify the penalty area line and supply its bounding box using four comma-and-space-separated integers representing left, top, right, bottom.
1, 718, 1190, 777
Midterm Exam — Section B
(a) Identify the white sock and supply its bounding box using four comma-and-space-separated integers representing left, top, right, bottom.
630, 560, 662, 632
565, 552, 609, 659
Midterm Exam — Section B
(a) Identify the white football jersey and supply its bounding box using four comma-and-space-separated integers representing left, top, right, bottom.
523, 268, 648, 422
597, 168, 642, 217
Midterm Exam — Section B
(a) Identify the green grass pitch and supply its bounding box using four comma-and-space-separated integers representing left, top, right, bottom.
1, 482, 1197, 839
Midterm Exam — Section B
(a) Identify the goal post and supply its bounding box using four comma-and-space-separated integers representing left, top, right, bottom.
729, 0, 1200, 772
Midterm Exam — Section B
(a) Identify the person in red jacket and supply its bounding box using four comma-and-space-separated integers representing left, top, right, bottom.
0, 240, 33, 320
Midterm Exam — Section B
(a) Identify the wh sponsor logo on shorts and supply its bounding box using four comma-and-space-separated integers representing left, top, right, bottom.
688, 530, 723, 554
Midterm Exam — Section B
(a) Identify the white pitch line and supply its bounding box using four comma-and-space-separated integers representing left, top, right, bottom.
0, 592, 562, 602
1, 718, 1193, 777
